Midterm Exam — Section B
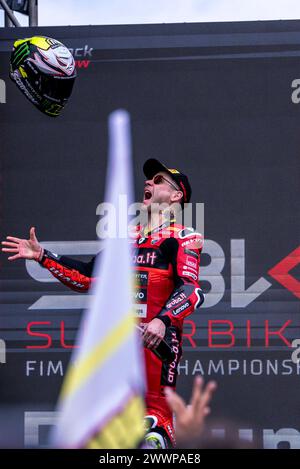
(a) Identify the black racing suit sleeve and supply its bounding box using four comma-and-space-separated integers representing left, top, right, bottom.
56, 254, 95, 277
156, 234, 204, 328
39, 249, 96, 292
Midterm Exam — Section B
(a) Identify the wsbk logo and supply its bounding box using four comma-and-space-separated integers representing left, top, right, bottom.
204, 240, 300, 308
25, 239, 300, 310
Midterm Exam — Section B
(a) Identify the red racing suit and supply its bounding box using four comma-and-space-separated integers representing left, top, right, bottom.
39, 220, 204, 447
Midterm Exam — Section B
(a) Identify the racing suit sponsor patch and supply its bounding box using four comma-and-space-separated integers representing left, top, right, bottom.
132, 250, 157, 266
173, 300, 191, 316
184, 248, 199, 259
133, 271, 148, 317
166, 292, 187, 309
178, 227, 195, 238
135, 271, 148, 287
48, 267, 85, 289
182, 270, 198, 281
185, 256, 198, 270
133, 304, 147, 318
133, 289, 147, 302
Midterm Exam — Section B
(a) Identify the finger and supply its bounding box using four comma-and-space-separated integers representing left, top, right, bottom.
8, 254, 21, 261
190, 375, 204, 409
164, 388, 186, 414
147, 334, 158, 347
148, 332, 163, 349
30, 227, 37, 241
2, 248, 19, 252
6, 236, 22, 243
151, 337, 162, 349
199, 381, 217, 410
2, 241, 19, 247
147, 340, 157, 350
144, 330, 156, 340
143, 333, 151, 347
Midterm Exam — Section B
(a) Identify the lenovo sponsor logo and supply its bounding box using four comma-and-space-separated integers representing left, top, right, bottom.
173, 301, 191, 316
0, 79, 6, 104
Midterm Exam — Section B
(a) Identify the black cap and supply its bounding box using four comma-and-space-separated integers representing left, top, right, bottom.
143, 158, 192, 203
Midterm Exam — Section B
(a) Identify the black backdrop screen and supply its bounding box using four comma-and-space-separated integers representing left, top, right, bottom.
0, 21, 300, 448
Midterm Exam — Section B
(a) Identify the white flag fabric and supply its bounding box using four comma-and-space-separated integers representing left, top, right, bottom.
51, 110, 145, 448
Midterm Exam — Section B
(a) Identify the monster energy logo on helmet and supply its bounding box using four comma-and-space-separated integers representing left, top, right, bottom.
10, 36, 77, 117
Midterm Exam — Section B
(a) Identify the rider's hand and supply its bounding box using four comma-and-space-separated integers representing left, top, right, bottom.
1, 227, 43, 261
143, 318, 166, 350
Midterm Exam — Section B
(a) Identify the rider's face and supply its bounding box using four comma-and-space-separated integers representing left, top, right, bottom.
142, 171, 181, 209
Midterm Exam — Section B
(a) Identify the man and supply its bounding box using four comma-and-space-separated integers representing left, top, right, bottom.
2, 158, 204, 448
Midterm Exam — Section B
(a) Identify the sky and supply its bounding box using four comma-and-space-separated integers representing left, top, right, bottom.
2, 0, 300, 27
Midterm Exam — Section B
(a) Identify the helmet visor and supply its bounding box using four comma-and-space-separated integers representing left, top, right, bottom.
41, 74, 76, 103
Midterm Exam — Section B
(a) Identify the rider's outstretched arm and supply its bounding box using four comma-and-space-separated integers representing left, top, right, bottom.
1, 227, 96, 293
39, 249, 96, 292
